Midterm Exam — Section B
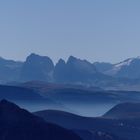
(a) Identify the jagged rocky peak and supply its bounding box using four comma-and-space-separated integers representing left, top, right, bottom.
26, 53, 54, 65
26, 53, 54, 68
67, 56, 78, 63
67, 56, 90, 66
20, 53, 55, 81
57, 58, 66, 65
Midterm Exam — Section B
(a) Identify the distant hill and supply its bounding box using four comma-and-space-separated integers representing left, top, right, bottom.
21, 81, 140, 104
103, 102, 140, 119
34, 110, 85, 129
0, 99, 82, 140
35, 103, 140, 140
0, 85, 45, 102
21, 81, 102, 93
0, 84, 68, 112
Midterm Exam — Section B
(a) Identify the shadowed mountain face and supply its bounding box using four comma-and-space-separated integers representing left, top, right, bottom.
54, 56, 100, 83
0, 100, 82, 140
94, 62, 113, 73
20, 53, 54, 82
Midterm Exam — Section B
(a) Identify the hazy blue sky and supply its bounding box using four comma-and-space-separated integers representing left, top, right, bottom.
0, 0, 140, 63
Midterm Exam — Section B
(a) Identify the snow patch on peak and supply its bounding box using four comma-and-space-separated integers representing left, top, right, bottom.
115, 58, 134, 68
105, 58, 134, 75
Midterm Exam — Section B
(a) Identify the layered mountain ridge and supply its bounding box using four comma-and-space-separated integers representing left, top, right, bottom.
1, 54, 140, 90
35, 103, 140, 140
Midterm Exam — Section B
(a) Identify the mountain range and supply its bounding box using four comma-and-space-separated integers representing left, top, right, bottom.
2, 53, 140, 90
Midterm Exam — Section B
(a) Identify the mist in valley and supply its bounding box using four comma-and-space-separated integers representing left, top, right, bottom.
16, 101, 115, 117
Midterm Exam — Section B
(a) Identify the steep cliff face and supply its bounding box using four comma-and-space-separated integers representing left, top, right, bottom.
20, 53, 54, 81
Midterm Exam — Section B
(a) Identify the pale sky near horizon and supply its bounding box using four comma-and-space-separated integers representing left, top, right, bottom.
0, 0, 140, 63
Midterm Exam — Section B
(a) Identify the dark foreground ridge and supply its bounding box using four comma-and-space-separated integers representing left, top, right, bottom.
0, 99, 82, 140
35, 106, 140, 140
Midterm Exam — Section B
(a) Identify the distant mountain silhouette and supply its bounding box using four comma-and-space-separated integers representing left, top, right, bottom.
20, 53, 54, 81
1, 54, 140, 90
34, 109, 84, 129
0, 99, 82, 140
103, 102, 140, 119
0, 57, 23, 83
